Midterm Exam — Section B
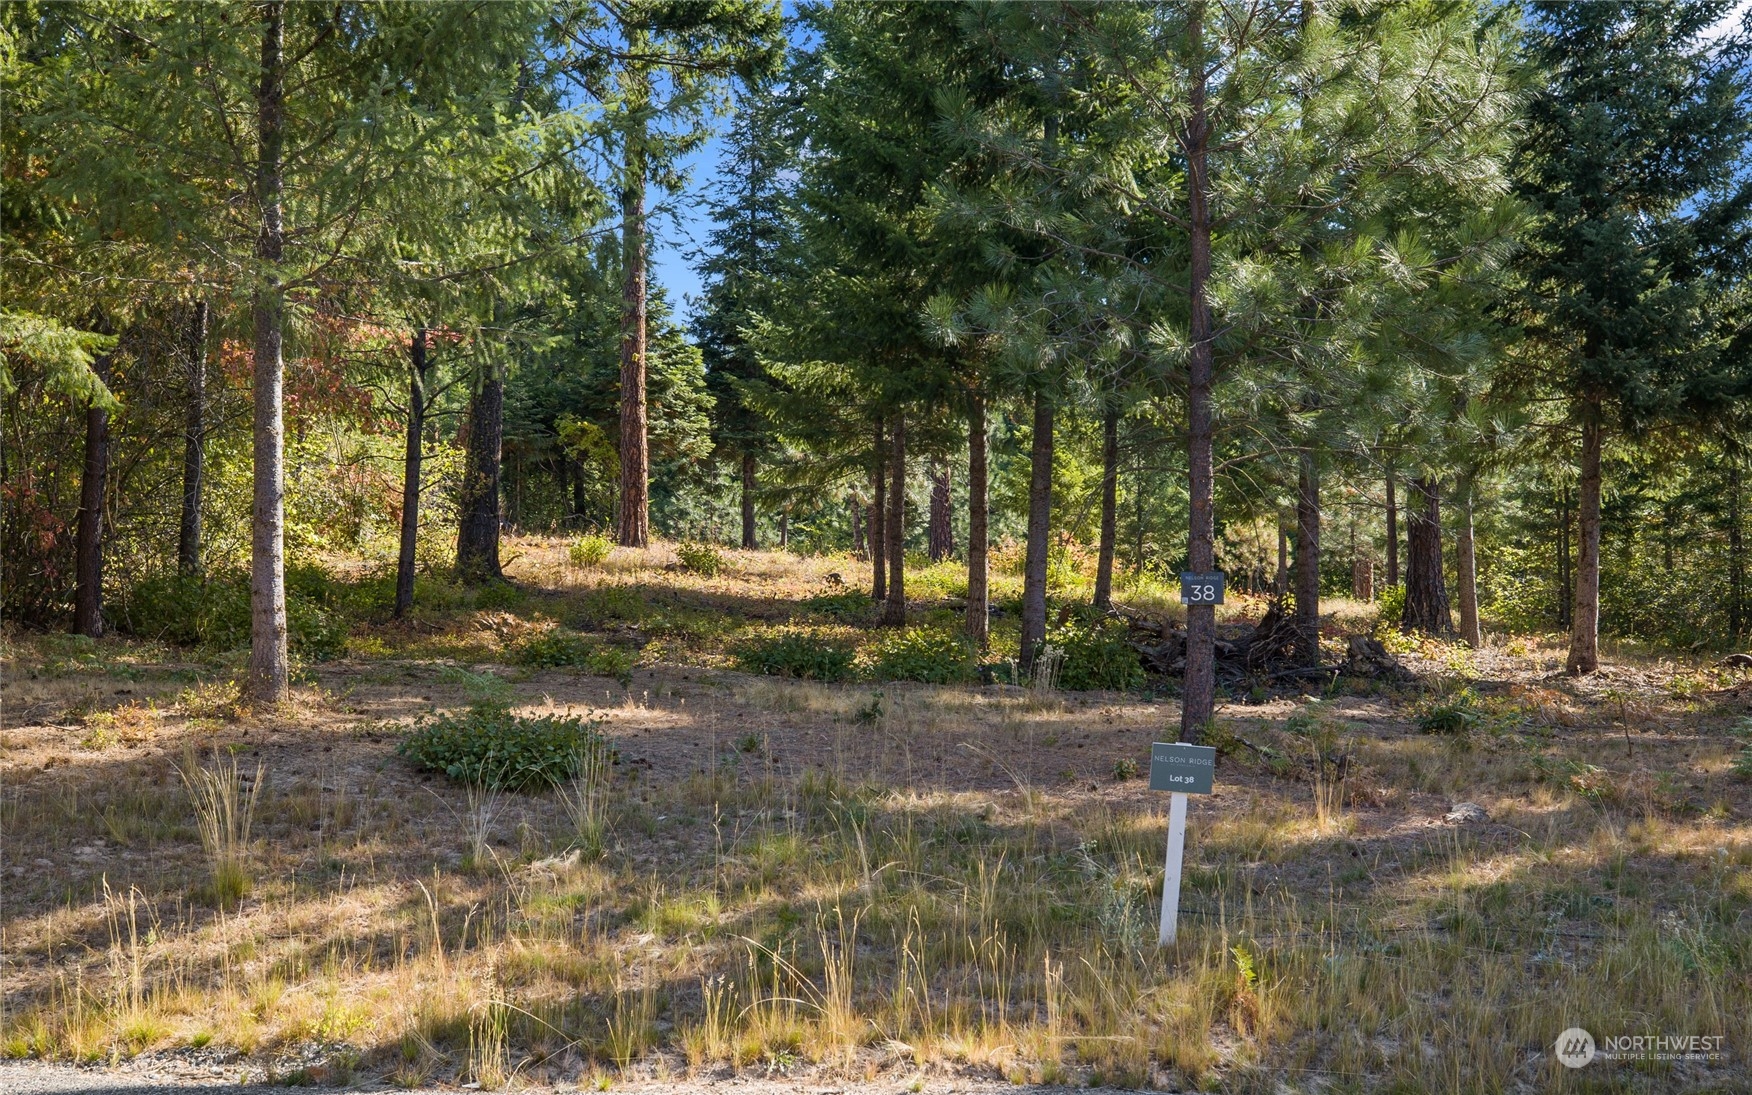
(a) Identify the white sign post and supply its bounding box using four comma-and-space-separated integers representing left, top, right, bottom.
1149, 741, 1216, 945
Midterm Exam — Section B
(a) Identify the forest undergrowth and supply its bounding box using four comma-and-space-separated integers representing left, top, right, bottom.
3, 542, 1751, 1094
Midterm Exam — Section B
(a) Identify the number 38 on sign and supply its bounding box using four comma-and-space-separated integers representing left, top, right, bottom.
1179, 571, 1224, 605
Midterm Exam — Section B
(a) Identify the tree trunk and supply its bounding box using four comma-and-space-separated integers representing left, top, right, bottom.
177, 300, 208, 576
1402, 476, 1453, 637
1019, 391, 1054, 674
455, 374, 504, 583
1093, 405, 1119, 611
1385, 466, 1399, 588
1293, 452, 1320, 666
1275, 526, 1288, 596
871, 416, 886, 601
884, 413, 907, 626
1557, 484, 1572, 629
851, 496, 865, 556
1181, 10, 1216, 743
779, 511, 789, 549
966, 387, 989, 649
1456, 472, 1482, 647
740, 451, 758, 550
1566, 404, 1603, 674
394, 327, 429, 619
1730, 449, 1745, 640
928, 458, 953, 562
249, 0, 290, 704
616, 107, 651, 549
74, 349, 111, 638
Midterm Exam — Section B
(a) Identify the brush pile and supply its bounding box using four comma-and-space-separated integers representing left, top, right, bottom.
1116, 600, 1414, 684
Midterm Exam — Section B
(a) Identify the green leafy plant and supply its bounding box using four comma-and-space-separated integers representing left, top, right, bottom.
734, 632, 856, 682
397, 705, 611, 791
1376, 583, 1407, 628
801, 589, 873, 618
676, 542, 726, 577
1415, 687, 1483, 736
1045, 613, 1144, 691
569, 534, 612, 568
1112, 757, 1139, 781
118, 571, 347, 659
869, 627, 976, 684
514, 629, 638, 682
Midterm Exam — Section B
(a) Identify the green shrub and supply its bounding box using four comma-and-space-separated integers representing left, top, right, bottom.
801, 589, 873, 618
1415, 687, 1483, 735
568, 585, 648, 629
870, 627, 975, 684
1046, 613, 1144, 691
569, 535, 612, 568
118, 572, 346, 660
676, 542, 726, 577
397, 705, 610, 791
1376, 584, 1407, 628
471, 580, 526, 610
734, 632, 856, 681
514, 630, 637, 682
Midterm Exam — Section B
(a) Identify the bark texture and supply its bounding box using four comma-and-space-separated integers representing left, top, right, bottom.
1019, 392, 1055, 673
884, 414, 906, 626
1093, 406, 1118, 611
1293, 452, 1321, 666
1385, 466, 1399, 588
249, 0, 290, 703
870, 416, 886, 601
455, 376, 504, 583
1566, 404, 1603, 673
740, 452, 757, 549
1181, 8, 1216, 741
928, 459, 953, 562
1402, 476, 1453, 637
394, 327, 429, 619
965, 388, 989, 649
178, 300, 208, 576
74, 350, 111, 638
616, 108, 650, 548
1456, 473, 1482, 647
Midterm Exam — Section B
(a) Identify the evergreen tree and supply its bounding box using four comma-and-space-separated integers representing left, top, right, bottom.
1509, 0, 1752, 674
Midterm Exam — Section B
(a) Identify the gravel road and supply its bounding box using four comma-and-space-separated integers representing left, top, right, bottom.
0, 1061, 1139, 1095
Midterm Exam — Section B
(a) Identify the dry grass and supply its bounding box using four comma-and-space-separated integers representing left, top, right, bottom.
3, 545, 1751, 1092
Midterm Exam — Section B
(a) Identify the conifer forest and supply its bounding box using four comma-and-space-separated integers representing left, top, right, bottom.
4, 3, 1752, 1093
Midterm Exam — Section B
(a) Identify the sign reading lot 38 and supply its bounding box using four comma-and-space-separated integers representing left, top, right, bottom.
1150, 741, 1216, 794
1148, 741, 1217, 946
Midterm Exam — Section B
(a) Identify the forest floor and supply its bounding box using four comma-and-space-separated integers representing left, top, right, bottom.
4, 540, 1752, 1094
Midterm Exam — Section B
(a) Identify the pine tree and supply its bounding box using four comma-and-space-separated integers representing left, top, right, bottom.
1510, 0, 1752, 674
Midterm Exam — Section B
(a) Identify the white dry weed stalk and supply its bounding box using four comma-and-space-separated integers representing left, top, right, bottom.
177, 747, 263, 903
1030, 645, 1065, 695
463, 778, 506, 865
559, 737, 613, 857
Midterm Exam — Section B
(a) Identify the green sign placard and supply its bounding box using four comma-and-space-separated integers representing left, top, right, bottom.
1149, 742, 1216, 794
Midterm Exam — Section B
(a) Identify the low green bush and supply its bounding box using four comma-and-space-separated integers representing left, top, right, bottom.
471, 580, 526, 610
1046, 612, 1144, 691
1376, 583, 1407, 628
801, 589, 873, 618
1415, 687, 1483, 735
397, 704, 610, 791
118, 571, 347, 660
869, 627, 976, 684
734, 632, 856, 681
676, 542, 726, 577
514, 629, 637, 682
569, 534, 612, 567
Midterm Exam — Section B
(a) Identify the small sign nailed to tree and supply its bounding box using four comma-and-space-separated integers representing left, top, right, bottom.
1149, 741, 1217, 945
1179, 571, 1225, 605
